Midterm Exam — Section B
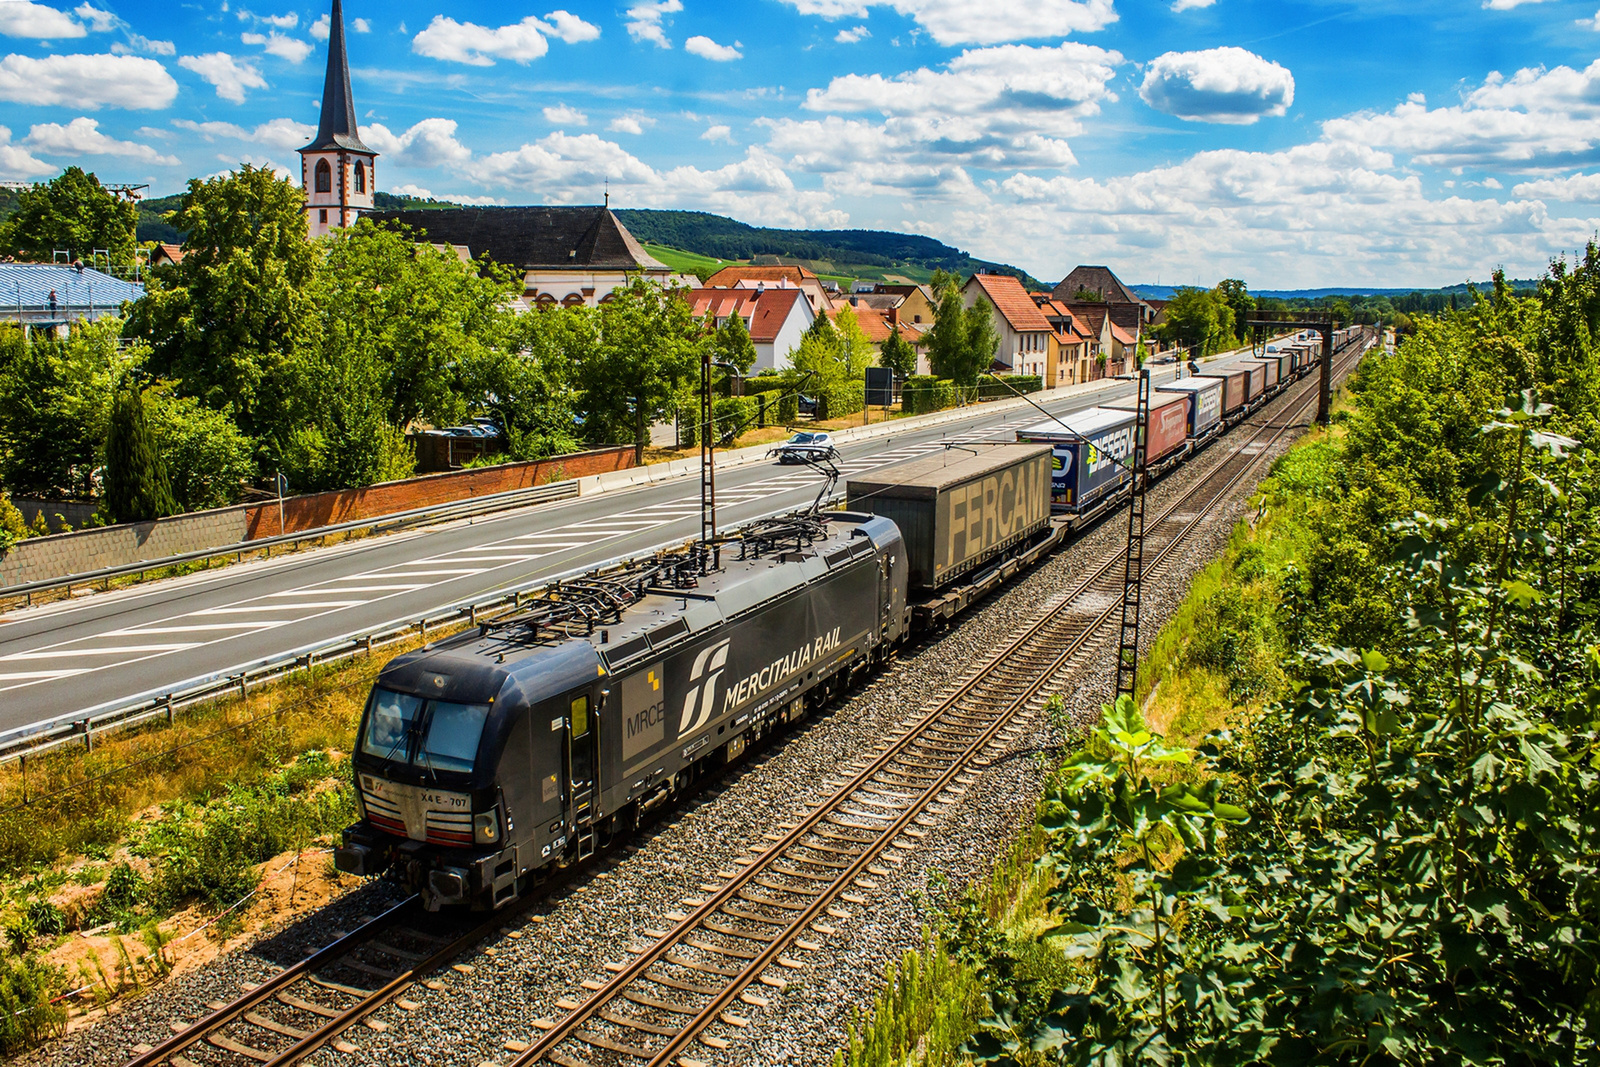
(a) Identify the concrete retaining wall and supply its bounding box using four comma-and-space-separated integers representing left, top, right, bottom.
0, 446, 636, 588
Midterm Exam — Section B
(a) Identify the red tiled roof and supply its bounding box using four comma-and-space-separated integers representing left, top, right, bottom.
1109, 321, 1137, 346
829, 303, 926, 344
703, 264, 819, 287
685, 286, 807, 343
967, 273, 1053, 333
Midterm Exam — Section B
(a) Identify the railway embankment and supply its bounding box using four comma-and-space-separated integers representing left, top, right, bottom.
838, 282, 1600, 1063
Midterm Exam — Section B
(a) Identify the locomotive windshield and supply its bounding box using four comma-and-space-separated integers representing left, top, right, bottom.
359, 688, 489, 774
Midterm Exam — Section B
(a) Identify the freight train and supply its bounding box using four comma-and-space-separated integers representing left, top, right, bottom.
334, 335, 1365, 909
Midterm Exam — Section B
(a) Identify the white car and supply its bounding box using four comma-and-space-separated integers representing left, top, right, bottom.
774, 431, 839, 464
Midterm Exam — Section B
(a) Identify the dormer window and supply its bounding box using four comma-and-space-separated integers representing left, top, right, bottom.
354, 161, 366, 194
315, 159, 332, 193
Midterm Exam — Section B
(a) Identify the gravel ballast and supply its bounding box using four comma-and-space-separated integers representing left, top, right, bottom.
36, 382, 1325, 1067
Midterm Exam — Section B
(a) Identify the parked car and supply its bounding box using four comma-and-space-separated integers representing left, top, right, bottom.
774, 431, 838, 464
797, 395, 818, 417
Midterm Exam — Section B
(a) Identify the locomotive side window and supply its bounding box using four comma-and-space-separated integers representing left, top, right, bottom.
419, 701, 490, 773
571, 695, 590, 739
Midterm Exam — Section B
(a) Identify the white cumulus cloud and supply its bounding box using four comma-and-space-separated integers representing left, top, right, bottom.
835, 25, 869, 42
0, 0, 86, 38
1513, 172, 1600, 200
608, 114, 652, 134
776, 0, 1115, 46
351, 17, 370, 32
1171, 0, 1215, 9
625, 0, 680, 47
0, 124, 55, 178
1139, 47, 1294, 124
412, 11, 596, 65
0, 51, 177, 108
1483, 0, 1551, 8
542, 103, 587, 125
71, 3, 117, 31
241, 30, 312, 63
180, 50, 266, 102
309, 12, 328, 39
174, 115, 312, 149
702, 123, 732, 142
24, 116, 179, 164
363, 117, 473, 168
685, 35, 740, 61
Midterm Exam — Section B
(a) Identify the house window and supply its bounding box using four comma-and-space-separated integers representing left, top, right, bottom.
354, 161, 366, 193
314, 159, 332, 193
319, 209, 328, 223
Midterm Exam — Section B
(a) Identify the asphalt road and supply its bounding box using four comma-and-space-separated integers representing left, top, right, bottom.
0, 361, 1242, 736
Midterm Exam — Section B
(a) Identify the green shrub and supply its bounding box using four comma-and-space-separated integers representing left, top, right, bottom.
0, 953, 66, 1055
817, 379, 865, 420
903, 376, 957, 415
712, 396, 758, 443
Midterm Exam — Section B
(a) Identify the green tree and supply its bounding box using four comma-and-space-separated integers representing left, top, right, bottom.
1155, 286, 1224, 357
0, 168, 138, 266
304, 221, 520, 430
104, 383, 176, 523
0, 320, 131, 498
879, 324, 917, 378
142, 384, 256, 511
126, 165, 312, 441
462, 307, 585, 461
576, 278, 700, 460
713, 304, 758, 374
1214, 277, 1254, 345
833, 305, 877, 378
924, 276, 1002, 386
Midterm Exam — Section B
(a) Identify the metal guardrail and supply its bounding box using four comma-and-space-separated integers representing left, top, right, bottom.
0, 479, 580, 603
0, 494, 846, 767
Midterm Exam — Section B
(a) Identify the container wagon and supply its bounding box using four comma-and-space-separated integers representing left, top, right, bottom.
1240, 362, 1267, 404
1156, 377, 1224, 438
846, 444, 1056, 625
1015, 408, 1138, 516
1201, 368, 1250, 416
1242, 358, 1279, 391
1104, 390, 1191, 469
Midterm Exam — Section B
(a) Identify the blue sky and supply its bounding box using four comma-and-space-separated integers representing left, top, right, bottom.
2, 0, 1599, 288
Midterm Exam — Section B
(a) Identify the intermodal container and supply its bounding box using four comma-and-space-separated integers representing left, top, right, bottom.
1103, 391, 1191, 464
1241, 363, 1266, 402
846, 443, 1053, 591
1200, 369, 1250, 414
1242, 358, 1279, 390
1015, 408, 1138, 512
1156, 377, 1224, 437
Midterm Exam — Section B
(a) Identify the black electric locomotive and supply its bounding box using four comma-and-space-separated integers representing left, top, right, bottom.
336, 512, 908, 909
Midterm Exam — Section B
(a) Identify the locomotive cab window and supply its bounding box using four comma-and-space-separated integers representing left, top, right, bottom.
359, 687, 489, 774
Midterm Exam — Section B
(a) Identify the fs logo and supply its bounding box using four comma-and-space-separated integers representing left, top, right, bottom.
678, 639, 731, 737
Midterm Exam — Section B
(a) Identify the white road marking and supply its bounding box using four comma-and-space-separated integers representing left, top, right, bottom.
194, 602, 366, 614
0, 669, 87, 681
369, 568, 484, 577
0, 644, 199, 660
110, 622, 290, 634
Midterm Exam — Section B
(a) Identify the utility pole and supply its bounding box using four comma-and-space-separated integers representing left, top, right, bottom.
700, 346, 716, 545
1114, 369, 1150, 701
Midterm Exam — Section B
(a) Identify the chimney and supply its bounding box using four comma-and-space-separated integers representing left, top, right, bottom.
887, 306, 899, 326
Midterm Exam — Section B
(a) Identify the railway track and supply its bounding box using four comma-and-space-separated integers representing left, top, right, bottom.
501, 335, 1374, 1067
120, 332, 1371, 1067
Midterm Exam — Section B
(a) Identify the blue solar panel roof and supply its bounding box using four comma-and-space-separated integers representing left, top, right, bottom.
0, 263, 145, 313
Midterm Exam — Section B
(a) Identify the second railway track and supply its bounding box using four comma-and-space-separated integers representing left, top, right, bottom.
119, 332, 1371, 1067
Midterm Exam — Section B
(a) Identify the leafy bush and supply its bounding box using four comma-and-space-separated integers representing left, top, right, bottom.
0, 953, 66, 1055
903, 376, 956, 415
816, 379, 865, 420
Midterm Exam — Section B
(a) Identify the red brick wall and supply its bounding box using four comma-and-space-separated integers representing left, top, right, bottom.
242, 446, 635, 539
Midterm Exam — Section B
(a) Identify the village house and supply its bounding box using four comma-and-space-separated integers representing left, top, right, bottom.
364, 205, 694, 308
701, 264, 835, 314
828, 297, 929, 372
1050, 265, 1155, 352
848, 283, 938, 328
685, 285, 815, 371
962, 273, 1057, 381
1034, 297, 1095, 387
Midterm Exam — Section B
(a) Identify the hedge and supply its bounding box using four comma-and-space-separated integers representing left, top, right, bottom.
902, 376, 957, 415
746, 375, 801, 424
817, 379, 866, 421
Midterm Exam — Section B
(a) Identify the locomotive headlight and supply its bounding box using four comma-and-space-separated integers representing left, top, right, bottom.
474, 809, 500, 843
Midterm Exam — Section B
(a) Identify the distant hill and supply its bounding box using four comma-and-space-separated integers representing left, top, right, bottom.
1131, 281, 1540, 300
615, 209, 1043, 289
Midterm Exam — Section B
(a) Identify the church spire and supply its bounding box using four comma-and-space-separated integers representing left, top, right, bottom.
302, 0, 370, 153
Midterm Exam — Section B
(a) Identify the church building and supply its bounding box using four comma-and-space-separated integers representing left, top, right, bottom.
300, 0, 375, 238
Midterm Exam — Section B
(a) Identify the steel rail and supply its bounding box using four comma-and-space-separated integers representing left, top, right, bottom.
508, 330, 1374, 1067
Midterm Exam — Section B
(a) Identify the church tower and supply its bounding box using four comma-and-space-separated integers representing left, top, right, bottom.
300, 0, 375, 238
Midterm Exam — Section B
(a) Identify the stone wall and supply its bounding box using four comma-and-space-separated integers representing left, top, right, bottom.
0, 446, 635, 589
